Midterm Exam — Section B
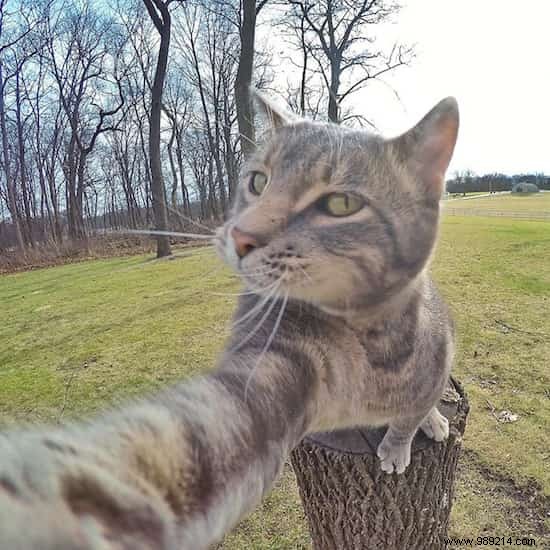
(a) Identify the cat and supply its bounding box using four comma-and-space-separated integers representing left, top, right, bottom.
0, 91, 458, 549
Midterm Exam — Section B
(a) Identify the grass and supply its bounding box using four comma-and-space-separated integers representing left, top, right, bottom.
1, 248, 236, 422
443, 192, 550, 212
1, 215, 549, 546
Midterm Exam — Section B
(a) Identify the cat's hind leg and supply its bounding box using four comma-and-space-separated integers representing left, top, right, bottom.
420, 406, 449, 442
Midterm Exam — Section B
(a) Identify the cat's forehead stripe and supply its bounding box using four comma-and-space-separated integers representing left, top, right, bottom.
269, 124, 376, 163
260, 123, 374, 198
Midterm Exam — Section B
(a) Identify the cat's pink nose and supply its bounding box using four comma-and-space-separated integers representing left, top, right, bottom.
231, 227, 259, 258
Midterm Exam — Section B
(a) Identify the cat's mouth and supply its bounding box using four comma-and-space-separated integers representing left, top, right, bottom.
244, 257, 313, 295
215, 226, 313, 298
237, 254, 314, 299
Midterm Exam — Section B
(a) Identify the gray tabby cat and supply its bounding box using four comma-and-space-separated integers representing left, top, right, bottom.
0, 92, 458, 549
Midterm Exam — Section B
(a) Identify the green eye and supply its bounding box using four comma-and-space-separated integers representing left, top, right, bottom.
321, 193, 364, 217
249, 172, 268, 195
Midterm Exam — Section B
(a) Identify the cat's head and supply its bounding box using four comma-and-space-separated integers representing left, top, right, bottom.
216, 91, 459, 314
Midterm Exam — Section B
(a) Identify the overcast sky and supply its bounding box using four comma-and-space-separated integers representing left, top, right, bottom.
268, 0, 550, 176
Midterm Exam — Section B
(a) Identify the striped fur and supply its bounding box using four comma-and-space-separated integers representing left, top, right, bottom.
0, 95, 459, 548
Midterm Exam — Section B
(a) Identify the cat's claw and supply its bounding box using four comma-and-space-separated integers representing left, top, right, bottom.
420, 409, 449, 442
376, 439, 411, 474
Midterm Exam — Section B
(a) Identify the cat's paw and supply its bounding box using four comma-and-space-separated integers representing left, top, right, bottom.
0, 435, 175, 549
420, 408, 449, 442
376, 438, 412, 474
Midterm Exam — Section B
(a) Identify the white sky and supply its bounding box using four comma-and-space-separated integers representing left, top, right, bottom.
268, 0, 550, 176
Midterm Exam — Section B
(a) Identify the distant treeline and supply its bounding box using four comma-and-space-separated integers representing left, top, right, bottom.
446, 172, 550, 194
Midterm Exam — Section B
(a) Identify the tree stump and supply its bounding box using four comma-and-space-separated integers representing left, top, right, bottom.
291, 379, 469, 550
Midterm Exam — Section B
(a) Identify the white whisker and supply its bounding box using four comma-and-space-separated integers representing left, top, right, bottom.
120, 229, 214, 241
229, 284, 282, 351
297, 265, 313, 284
210, 274, 281, 297
199, 263, 230, 282
230, 282, 281, 329
167, 205, 218, 234
240, 266, 280, 277
244, 291, 289, 402
209, 284, 276, 297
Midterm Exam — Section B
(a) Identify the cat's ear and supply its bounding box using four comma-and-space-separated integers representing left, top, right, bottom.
392, 97, 459, 195
251, 88, 297, 129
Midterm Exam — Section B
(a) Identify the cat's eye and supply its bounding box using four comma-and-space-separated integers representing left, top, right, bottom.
321, 193, 364, 217
249, 172, 268, 195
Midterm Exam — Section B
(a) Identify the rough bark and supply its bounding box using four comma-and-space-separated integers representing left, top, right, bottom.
291, 379, 469, 550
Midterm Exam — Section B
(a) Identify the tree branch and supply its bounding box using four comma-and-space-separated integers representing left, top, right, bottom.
142, 0, 163, 32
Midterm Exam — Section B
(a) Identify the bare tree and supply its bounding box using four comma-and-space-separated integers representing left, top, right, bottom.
177, 5, 237, 216
13, 56, 36, 247
163, 76, 191, 217
22, 44, 65, 244
142, 0, 185, 258
286, 0, 413, 123
0, 60, 26, 254
45, 1, 126, 242
0, 0, 45, 253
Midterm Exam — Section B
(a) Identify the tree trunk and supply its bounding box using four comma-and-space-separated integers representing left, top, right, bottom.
145, 0, 172, 258
167, 123, 179, 210
327, 62, 341, 123
46, 162, 63, 243
291, 379, 469, 550
234, 0, 257, 159
174, 128, 190, 215
206, 157, 218, 220
15, 71, 35, 248
65, 133, 80, 241
76, 150, 88, 242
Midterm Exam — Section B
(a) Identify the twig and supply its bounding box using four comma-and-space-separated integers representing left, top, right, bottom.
494, 319, 548, 339
57, 368, 79, 423
484, 399, 502, 433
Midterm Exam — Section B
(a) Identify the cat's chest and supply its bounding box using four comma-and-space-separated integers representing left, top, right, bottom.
307, 324, 419, 424
299, 314, 418, 373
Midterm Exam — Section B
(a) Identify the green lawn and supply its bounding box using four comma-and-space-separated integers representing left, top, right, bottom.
444, 192, 550, 212
1, 216, 549, 547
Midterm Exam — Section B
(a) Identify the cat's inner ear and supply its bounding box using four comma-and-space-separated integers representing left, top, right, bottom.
393, 97, 459, 195
252, 89, 297, 129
